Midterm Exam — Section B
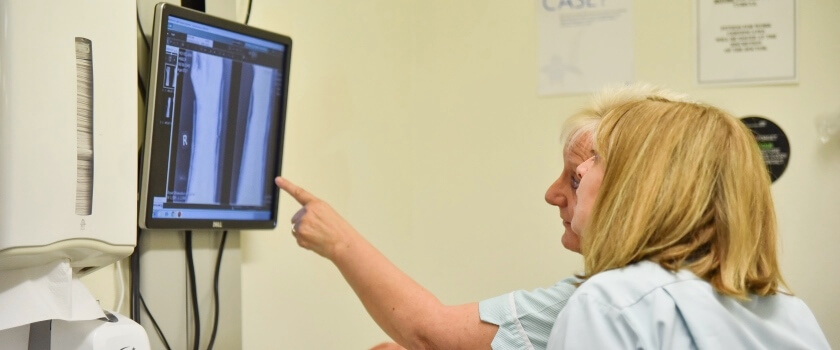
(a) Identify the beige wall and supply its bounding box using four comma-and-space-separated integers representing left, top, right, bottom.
83, 0, 840, 348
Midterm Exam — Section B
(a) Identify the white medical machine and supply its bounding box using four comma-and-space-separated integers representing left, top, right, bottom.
0, 0, 149, 348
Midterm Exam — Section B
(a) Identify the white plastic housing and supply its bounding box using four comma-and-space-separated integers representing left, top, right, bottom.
52, 313, 151, 350
0, 0, 138, 274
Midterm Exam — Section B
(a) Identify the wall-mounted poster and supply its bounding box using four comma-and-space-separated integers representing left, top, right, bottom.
537, 0, 633, 96
697, 0, 797, 86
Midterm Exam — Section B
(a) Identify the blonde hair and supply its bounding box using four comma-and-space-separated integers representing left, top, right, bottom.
582, 98, 786, 298
560, 83, 689, 152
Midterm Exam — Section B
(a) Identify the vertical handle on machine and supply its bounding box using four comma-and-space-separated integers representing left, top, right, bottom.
75, 37, 94, 216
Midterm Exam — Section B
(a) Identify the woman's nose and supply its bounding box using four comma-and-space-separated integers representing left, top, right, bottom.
545, 178, 568, 207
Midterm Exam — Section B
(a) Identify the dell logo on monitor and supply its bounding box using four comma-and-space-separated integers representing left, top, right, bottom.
212, 221, 223, 228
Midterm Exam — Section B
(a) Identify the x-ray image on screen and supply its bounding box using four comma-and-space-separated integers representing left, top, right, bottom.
139, 4, 290, 229
171, 51, 278, 207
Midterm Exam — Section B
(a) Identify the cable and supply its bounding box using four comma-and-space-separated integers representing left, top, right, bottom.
115, 260, 125, 314
136, 6, 151, 52
185, 230, 200, 350
245, 0, 254, 24
140, 292, 173, 350
206, 230, 228, 350
130, 219, 142, 322
131, 146, 145, 323
138, 71, 147, 104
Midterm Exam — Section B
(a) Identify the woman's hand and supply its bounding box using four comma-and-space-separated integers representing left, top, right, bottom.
275, 177, 359, 260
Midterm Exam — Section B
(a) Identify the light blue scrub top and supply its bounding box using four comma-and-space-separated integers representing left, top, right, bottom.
479, 277, 578, 350
546, 260, 830, 350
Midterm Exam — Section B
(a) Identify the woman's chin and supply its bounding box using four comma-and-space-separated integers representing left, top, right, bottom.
560, 231, 581, 254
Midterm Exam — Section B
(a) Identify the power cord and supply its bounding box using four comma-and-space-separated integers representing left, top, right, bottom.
138, 72, 147, 103
130, 149, 144, 323
115, 259, 126, 314
137, 227, 228, 349
140, 292, 173, 350
207, 230, 228, 350
136, 9, 149, 113
136, 7, 151, 51
245, 0, 254, 24
185, 230, 200, 350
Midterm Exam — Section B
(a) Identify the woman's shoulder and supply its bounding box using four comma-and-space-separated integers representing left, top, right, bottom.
575, 260, 702, 309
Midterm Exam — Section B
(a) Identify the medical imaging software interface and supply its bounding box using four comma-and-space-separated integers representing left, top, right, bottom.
148, 16, 287, 221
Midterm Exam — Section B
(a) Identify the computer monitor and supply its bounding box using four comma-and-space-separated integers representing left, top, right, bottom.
139, 3, 292, 230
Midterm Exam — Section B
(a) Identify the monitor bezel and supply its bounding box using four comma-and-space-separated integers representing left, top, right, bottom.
138, 3, 292, 230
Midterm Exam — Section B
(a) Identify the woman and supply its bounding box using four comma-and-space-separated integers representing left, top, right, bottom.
546, 97, 830, 349
277, 84, 685, 350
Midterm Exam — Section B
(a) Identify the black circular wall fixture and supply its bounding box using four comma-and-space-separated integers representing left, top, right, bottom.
740, 116, 790, 183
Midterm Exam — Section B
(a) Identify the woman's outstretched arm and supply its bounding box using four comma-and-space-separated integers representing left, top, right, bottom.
276, 177, 497, 350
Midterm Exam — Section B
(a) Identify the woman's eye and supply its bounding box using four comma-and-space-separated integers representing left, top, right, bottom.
571, 176, 580, 190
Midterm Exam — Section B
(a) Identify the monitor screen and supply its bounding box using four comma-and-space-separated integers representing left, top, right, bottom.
139, 4, 292, 230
